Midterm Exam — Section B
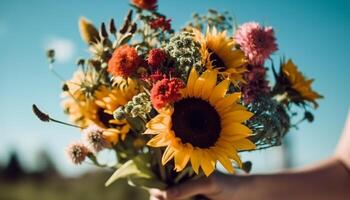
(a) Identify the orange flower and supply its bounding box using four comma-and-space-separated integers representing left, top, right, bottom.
108, 45, 140, 77
131, 0, 157, 11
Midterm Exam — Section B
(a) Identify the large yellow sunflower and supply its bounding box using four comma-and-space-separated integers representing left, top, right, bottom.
282, 59, 323, 108
94, 77, 139, 144
144, 68, 255, 176
193, 27, 247, 84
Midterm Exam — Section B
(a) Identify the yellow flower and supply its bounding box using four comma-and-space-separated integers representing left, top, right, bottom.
94, 77, 139, 144
282, 59, 323, 108
62, 71, 139, 145
145, 68, 255, 176
61, 71, 98, 128
193, 27, 247, 84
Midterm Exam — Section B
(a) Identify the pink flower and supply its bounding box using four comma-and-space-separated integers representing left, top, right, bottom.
234, 22, 278, 65
66, 142, 90, 165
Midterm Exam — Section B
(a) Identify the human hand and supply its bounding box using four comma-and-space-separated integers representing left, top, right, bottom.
149, 172, 248, 200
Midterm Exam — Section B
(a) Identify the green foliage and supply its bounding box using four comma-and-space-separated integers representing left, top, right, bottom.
105, 154, 166, 189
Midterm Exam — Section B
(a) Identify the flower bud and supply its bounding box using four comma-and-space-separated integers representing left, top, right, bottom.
79, 17, 100, 45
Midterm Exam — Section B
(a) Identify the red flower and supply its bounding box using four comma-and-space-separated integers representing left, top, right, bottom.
131, 0, 157, 11
151, 78, 185, 110
108, 45, 140, 77
148, 49, 167, 68
149, 17, 171, 31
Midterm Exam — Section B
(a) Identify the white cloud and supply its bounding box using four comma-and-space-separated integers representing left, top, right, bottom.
44, 37, 75, 63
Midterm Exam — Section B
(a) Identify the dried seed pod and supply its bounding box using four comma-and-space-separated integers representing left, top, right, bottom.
129, 22, 137, 34
100, 22, 108, 39
79, 17, 100, 45
62, 83, 69, 91
109, 18, 117, 34
46, 49, 55, 63
119, 10, 133, 34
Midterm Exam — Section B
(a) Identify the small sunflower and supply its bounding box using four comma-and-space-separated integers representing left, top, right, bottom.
193, 27, 247, 84
145, 68, 255, 176
280, 59, 323, 108
61, 71, 99, 128
94, 77, 139, 144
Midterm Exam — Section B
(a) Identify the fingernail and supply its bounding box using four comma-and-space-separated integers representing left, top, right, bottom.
166, 188, 178, 198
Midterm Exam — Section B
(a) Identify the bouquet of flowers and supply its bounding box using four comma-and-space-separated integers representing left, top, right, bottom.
33, 0, 323, 198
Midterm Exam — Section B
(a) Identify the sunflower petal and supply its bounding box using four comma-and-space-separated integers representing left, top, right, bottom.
187, 67, 199, 97
174, 145, 192, 172
201, 70, 217, 100
221, 111, 253, 125
162, 145, 175, 165
215, 93, 241, 112
233, 139, 256, 151
215, 150, 234, 173
200, 150, 215, 176
190, 149, 201, 174
145, 114, 171, 132
209, 79, 230, 105
147, 133, 169, 147
221, 122, 252, 136
193, 70, 210, 98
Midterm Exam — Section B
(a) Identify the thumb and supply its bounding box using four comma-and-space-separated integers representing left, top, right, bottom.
165, 177, 217, 199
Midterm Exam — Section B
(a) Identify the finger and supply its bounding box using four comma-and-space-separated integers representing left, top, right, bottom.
150, 196, 163, 200
149, 188, 166, 200
165, 177, 216, 199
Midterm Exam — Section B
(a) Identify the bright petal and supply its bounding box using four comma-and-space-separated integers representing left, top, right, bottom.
221, 111, 253, 124
193, 70, 210, 98
209, 79, 230, 105
174, 145, 192, 171
162, 145, 175, 165
200, 150, 215, 176
190, 149, 201, 174
233, 139, 256, 151
215, 93, 241, 113
147, 133, 169, 147
221, 123, 252, 136
201, 70, 217, 100
187, 67, 199, 97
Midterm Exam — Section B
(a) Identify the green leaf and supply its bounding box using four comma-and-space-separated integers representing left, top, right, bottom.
105, 154, 159, 187
127, 176, 167, 190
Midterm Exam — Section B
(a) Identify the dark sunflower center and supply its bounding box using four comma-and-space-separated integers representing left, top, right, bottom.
208, 48, 226, 72
97, 108, 114, 128
171, 98, 221, 148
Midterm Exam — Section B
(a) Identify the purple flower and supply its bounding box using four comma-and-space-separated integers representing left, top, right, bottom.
241, 65, 271, 104
234, 22, 278, 65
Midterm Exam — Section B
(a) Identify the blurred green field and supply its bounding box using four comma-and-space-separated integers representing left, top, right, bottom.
0, 173, 148, 200
0, 152, 149, 200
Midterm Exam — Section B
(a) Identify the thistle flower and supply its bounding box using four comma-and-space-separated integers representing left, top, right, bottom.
107, 45, 140, 77
83, 124, 109, 153
131, 0, 157, 11
66, 142, 90, 165
79, 17, 100, 45
150, 78, 185, 110
164, 32, 202, 80
114, 92, 152, 119
149, 17, 172, 32
234, 22, 277, 65
147, 49, 167, 69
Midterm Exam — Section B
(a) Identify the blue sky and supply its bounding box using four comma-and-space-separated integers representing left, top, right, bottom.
0, 0, 349, 176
